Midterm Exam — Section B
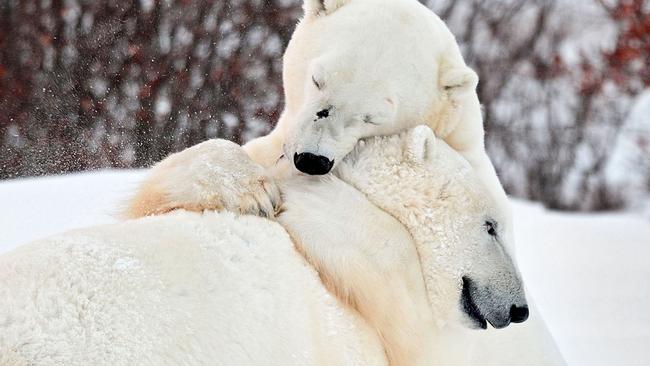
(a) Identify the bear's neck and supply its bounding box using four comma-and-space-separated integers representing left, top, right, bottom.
279, 171, 443, 366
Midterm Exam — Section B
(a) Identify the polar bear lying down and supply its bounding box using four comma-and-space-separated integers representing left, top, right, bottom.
3, 127, 542, 365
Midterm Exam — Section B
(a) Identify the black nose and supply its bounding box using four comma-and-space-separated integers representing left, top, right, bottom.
510, 304, 529, 323
294, 152, 334, 175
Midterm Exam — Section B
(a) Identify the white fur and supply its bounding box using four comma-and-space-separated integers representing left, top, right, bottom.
0, 212, 385, 366
117, 0, 562, 362
242, 0, 510, 251
248, 0, 482, 167
0, 129, 562, 365
136, 0, 510, 251
124, 140, 281, 219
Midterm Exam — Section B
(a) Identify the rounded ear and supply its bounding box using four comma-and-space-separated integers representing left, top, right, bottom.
440, 65, 479, 99
407, 126, 437, 163
304, 0, 350, 16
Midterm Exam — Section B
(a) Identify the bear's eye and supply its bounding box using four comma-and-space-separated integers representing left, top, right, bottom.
485, 220, 497, 237
312, 75, 322, 90
316, 107, 330, 119
363, 114, 378, 125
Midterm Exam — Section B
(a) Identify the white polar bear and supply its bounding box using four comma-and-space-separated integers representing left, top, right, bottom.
0, 127, 528, 366
0, 212, 387, 366
126, 0, 511, 248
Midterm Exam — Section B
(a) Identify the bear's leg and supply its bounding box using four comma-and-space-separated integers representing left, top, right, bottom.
125, 139, 281, 219
242, 130, 285, 169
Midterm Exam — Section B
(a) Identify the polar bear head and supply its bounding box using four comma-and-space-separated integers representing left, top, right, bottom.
281, 0, 479, 175
336, 126, 528, 330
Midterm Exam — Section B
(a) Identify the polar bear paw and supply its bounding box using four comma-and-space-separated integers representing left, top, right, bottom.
126, 139, 282, 219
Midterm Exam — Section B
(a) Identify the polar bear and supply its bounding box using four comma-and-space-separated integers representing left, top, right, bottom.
121, 127, 528, 364
126, 0, 511, 246
281, 127, 530, 365
0, 211, 387, 366
0, 127, 527, 366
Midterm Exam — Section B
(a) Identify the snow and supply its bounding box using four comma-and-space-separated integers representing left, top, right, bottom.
513, 201, 650, 366
1, 170, 649, 365
0, 170, 144, 250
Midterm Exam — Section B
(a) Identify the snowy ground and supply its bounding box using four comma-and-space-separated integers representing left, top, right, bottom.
1, 170, 649, 366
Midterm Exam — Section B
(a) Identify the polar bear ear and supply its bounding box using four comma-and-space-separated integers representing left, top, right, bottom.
407, 126, 437, 163
440, 65, 479, 99
304, 0, 350, 16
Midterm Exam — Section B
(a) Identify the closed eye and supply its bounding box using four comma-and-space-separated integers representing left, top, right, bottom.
363, 115, 379, 125
485, 220, 497, 237
312, 75, 322, 90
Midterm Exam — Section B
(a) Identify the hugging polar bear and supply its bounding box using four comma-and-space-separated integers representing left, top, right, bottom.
1, 128, 527, 366
127, 0, 511, 245
120, 0, 566, 364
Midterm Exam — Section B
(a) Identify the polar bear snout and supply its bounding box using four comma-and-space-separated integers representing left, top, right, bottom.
294, 152, 335, 175
460, 276, 529, 330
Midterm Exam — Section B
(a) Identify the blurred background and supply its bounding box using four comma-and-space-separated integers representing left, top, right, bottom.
1, 2, 650, 365
0, 0, 649, 212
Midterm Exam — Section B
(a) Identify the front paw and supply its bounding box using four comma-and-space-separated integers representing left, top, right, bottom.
230, 173, 282, 219
126, 139, 282, 219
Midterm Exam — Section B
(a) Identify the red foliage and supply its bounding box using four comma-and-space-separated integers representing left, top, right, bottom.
604, 0, 650, 89
0, 0, 302, 178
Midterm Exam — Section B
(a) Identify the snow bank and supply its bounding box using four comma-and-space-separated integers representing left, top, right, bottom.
0, 170, 144, 251
513, 201, 650, 366
1, 170, 649, 366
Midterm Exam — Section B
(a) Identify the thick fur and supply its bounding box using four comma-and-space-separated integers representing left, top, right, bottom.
248, 0, 483, 168
1, 128, 512, 366
126, 129, 564, 365
0, 129, 564, 365
246, 0, 511, 246
0, 129, 568, 366
125, 140, 281, 219
128, 138, 443, 365
125, 0, 511, 247
277, 172, 438, 365
0, 212, 386, 366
